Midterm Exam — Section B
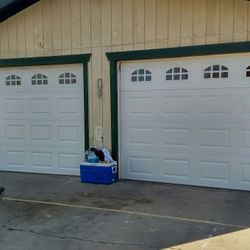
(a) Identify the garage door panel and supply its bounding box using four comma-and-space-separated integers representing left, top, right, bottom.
161, 158, 191, 181
4, 98, 25, 114
200, 95, 232, 115
5, 124, 26, 141
5, 149, 27, 168
122, 154, 155, 180
31, 151, 53, 168
30, 98, 51, 114
240, 162, 250, 184
161, 128, 191, 147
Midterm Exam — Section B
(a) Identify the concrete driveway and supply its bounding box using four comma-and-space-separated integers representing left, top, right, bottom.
0, 172, 249, 250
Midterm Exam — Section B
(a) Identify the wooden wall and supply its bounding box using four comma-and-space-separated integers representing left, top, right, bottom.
0, 0, 250, 149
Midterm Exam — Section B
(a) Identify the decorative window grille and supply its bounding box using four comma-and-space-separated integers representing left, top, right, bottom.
131, 69, 152, 82
204, 65, 229, 79
6, 75, 21, 86
166, 67, 188, 81
59, 72, 77, 84
31, 74, 48, 85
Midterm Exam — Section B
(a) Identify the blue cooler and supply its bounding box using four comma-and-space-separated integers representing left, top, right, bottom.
80, 162, 118, 184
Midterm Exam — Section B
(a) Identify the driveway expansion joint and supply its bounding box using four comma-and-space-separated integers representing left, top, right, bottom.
3, 197, 248, 229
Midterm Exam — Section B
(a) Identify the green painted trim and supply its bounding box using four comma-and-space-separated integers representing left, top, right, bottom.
110, 60, 118, 161
83, 63, 89, 151
0, 54, 91, 67
0, 54, 91, 152
107, 41, 250, 62
106, 41, 250, 161
0, 0, 40, 23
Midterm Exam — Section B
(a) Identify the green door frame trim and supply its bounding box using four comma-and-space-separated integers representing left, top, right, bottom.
0, 54, 91, 150
106, 41, 250, 161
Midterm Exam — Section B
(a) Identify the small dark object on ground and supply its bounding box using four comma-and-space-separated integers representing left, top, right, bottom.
0, 186, 4, 199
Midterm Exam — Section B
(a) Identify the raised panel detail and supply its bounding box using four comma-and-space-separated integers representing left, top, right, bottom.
58, 153, 79, 169
163, 128, 190, 146
4, 99, 24, 113
163, 97, 190, 114
242, 130, 250, 148
162, 159, 189, 178
129, 158, 153, 174
200, 161, 229, 181
31, 126, 51, 140
5, 125, 25, 140
58, 126, 80, 142
31, 98, 50, 113
241, 163, 250, 183
202, 96, 231, 114
201, 129, 230, 148
6, 151, 26, 166
129, 128, 153, 145
57, 98, 79, 113
128, 97, 153, 114
32, 152, 52, 167
244, 96, 250, 113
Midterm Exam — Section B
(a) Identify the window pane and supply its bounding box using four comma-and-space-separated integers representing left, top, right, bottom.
212, 72, 220, 78
65, 79, 70, 84
59, 79, 64, 84
131, 76, 137, 82
174, 67, 180, 73
16, 81, 21, 86
221, 72, 228, 78
11, 75, 16, 80
182, 74, 188, 80
65, 73, 70, 78
37, 80, 42, 85
221, 66, 228, 71
71, 78, 77, 84
246, 71, 250, 77
43, 80, 48, 85
138, 76, 144, 81
213, 65, 220, 71
132, 71, 137, 76
138, 69, 144, 75
204, 73, 211, 79
167, 69, 173, 74
166, 75, 172, 80
6, 81, 10, 86
204, 66, 211, 72
32, 80, 36, 85
174, 74, 180, 80
145, 75, 151, 81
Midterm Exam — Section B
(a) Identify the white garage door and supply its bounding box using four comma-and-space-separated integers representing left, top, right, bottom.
0, 64, 84, 175
120, 53, 250, 190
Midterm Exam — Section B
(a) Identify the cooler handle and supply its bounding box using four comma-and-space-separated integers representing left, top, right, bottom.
112, 165, 117, 174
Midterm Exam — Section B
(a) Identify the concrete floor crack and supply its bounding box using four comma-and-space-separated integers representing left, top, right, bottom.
2, 225, 158, 249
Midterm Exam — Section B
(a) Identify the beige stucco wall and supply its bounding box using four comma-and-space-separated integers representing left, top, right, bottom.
0, 0, 250, 149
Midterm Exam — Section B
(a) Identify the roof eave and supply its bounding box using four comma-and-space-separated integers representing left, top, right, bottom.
0, 0, 40, 23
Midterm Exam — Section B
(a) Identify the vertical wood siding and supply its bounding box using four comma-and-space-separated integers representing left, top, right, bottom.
0, 0, 250, 148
